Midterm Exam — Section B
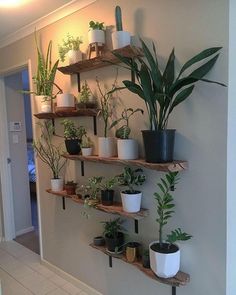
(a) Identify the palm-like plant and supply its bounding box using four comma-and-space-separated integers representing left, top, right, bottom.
113, 39, 226, 130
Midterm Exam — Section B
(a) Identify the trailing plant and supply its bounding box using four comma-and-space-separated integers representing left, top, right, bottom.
89, 21, 105, 30
33, 121, 66, 179
61, 119, 86, 140
96, 74, 118, 137
58, 33, 83, 62
154, 172, 192, 249
115, 6, 123, 31
112, 38, 226, 130
86, 176, 103, 200
117, 166, 146, 193
102, 218, 124, 239
110, 108, 143, 139
78, 80, 91, 104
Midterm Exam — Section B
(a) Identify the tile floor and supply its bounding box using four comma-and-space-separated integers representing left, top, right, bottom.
0, 240, 90, 295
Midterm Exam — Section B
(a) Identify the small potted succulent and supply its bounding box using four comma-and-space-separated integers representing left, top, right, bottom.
102, 218, 124, 253
110, 108, 143, 160
97, 76, 117, 158
100, 176, 118, 206
81, 133, 93, 156
149, 172, 192, 278
88, 20, 105, 45
64, 181, 77, 195
77, 81, 97, 109
112, 6, 131, 49
117, 166, 146, 213
33, 121, 66, 191
61, 119, 86, 155
58, 33, 83, 64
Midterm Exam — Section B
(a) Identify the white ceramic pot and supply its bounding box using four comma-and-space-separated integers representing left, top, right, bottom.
67, 49, 82, 64
149, 241, 180, 278
121, 191, 142, 213
56, 93, 75, 108
117, 139, 138, 160
36, 95, 52, 113
112, 31, 131, 49
51, 178, 64, 192
81, 147, 93, 156
88, 30, 105, 44
98, 137, 117, 158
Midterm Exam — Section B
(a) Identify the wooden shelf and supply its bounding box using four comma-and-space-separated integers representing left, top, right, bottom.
90, 243, 190, 287
62, 154, 188, 173
46, 189, 149, 220
34, 109, 99, 119
57, 45, 142, 75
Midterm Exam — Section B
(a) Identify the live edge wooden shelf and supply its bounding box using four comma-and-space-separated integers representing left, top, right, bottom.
62, 154, 188, 176
46, 189, 148, 233
89, 243, 190, 289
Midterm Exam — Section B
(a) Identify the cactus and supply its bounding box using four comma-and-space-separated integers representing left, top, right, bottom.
115, 6, 123, 31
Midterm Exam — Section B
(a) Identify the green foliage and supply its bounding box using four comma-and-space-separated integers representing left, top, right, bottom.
113, 39, 226, 131
86, 176, 103, 200
89, 21, 105, 30
61, 119, 86, 140
110, 108, 143, 139
115, 6, 123, 31
102, 218, 124, 239
100, 176, 118, 190
33, 121, 66, 179
117, 166, 146, 193
81, 135, 93, 148
58, 33, 83, 62
78, 80, 91, 103
154, 172, 192, 248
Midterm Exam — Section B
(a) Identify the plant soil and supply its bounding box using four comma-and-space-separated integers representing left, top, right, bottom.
122, 190, 141, 194
150, 242, 179, 254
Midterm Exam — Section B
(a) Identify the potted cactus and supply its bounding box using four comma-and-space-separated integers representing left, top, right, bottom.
110, 108, 143, 160
149, 172, 192, 278
88, 20, 105, 45
81, 133, 93, 156
112, 6, 131, 49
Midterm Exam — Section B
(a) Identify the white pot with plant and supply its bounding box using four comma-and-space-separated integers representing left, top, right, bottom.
81, 132, 93, 156
77, 81, 97, 109
56, 93, 75, 109
58, 33, 83, 65
96, 76, 117, 158
112, 6, 131, 49
110, 108, 143, 160
117, 166, 146, 213
88, 21, 105, 45
33, 121, 66, 191
149, 172, 192, 278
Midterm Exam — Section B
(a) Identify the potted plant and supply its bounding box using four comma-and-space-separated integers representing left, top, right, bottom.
112, 6, 131, 50
113, 39, 226, 163
81, 134, 93, 156
58, 33, 83, 64
61, 119, 86, 155
110, 108, 143, 160
117, 166, 146, 213
56, 92, 75, 110
100, 176, 118, 206
77, 81, 97, 109
102, 218, 124, 253
149, 172, 192, 278
88, 20, 105, 45
125, 242, 141, 263
84, 176, 103, 207
142, 249, 150, 269
64, 181, 77, 195
97, 76, 117, 158
33, 121, 66, 191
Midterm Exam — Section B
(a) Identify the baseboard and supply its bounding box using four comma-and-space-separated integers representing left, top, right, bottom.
41, 258, 103, 295
16, 226, 34, 236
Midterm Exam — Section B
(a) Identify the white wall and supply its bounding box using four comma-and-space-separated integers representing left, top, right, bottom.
4, 72, 32, 235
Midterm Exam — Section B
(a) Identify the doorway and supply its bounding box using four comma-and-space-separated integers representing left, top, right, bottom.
2, 67, 40, 254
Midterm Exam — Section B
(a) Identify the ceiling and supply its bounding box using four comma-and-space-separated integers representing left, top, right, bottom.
0, 0, 76, 41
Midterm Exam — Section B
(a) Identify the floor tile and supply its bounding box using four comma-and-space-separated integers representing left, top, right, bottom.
49, 274, 69, 287
62, 282, 83, 295
47, 288, 70, 295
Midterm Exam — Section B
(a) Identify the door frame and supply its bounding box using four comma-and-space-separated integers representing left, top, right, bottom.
0, 60, 43, 257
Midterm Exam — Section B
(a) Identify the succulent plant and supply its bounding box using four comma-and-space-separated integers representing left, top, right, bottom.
115, 6, 123, 31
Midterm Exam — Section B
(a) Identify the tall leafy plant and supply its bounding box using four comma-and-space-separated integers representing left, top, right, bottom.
113, 39, 226, 130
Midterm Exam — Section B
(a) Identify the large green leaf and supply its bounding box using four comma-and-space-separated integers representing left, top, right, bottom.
139, 63, 154, 102
169, 85, 194, 114
163, 48, 175, 91
123, 80, 145, 99
189, 54, 219, 79
178, 47, 222, 77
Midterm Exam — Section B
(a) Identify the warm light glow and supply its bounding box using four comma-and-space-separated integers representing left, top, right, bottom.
0, 0, 30, 7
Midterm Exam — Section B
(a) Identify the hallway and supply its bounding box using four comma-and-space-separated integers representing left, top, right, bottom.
0, 241, 90, 295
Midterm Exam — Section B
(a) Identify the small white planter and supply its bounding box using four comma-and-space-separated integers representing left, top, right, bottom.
56, 93, 75, 108
149, 241, 180, 278
36, 95, 52, 113
67, 49, 82, 64
51, 178, 64, 192
98, 137, 117, 158
112, 31, 131, 49
117, 139, 138, 160
81, 147, 93, 156
121, 191, 142, 213
88, 30, 105, 44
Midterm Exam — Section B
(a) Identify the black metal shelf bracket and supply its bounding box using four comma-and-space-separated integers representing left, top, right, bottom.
93, 116, 97, 135
77, 73, 81, 92
81, 161, 85, 176
172, 286, 176, 295
134, 219, 139, 234
62, 197, 66, 210
109, 255, 112, 268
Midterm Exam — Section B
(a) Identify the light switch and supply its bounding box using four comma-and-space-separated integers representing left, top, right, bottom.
12, 134, 19, 144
